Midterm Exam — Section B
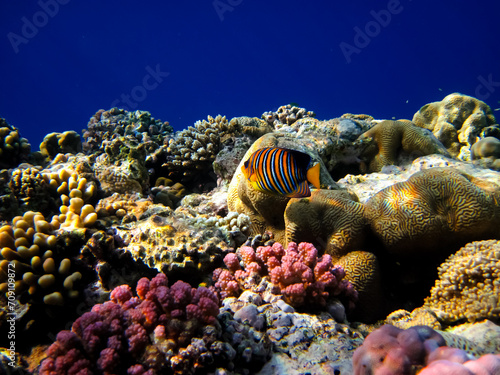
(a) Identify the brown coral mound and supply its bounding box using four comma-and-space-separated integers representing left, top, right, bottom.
357, 119, 449, 172
365, 167, 500, 257
412, 93, 498, 156
424, 239, 500, 324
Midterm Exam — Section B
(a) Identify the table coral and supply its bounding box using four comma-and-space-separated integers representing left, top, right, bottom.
356, 119, 449, 172
365, 167, 500, 257
39, 273, 234, 374
423, 239, 500, 324
214, 241, 358, 310
0, 211, 83, 306
412, 93, 498, 157
352, 324, 500, 375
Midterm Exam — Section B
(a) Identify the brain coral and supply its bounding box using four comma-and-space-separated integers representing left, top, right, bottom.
412, 93, 498, 157
365, 167, 500, 256
357, 119, 449, 172
424, 239, 500, 324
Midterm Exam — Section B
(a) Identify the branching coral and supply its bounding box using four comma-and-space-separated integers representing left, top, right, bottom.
213, 242, 357, 309
39, 273, 224, 374
261, 104, 316, 128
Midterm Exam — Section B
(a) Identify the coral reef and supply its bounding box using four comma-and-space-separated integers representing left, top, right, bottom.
471, 136, 500, 170
83, 108, 172, 155
8, 167, 52, 213
356, 119, 449, 172
0, 211, 83, 306
213, 241, 358, 310
424, 239, 500, 324
412, 93, 498, 157
353, 324, 500, 375
365, 167, 500, 257
0, 118, 31, 169
261, 104, 315, 128
39, 273, 224, 374
39, 131, 82, 160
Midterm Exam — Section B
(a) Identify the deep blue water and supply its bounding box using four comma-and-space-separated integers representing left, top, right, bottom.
1, 0, 499, 149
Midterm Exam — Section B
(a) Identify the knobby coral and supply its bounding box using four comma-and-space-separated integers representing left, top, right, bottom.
214, 241, 357, 309
424, 239, 500, 323
40, 273, 222, 374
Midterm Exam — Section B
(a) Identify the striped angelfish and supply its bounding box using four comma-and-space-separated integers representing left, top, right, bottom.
242, 147, 321, 198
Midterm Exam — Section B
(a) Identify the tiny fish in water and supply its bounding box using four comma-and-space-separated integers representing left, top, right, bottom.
242, 147, 320, 198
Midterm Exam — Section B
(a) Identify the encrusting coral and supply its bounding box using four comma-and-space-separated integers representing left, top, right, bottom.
471, 136, 500, 170
424, 239, 500, 324
412, 93, 499, 157
356, 119, 449, 172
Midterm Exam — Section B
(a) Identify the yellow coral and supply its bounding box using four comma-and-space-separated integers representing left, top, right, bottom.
424, 239, 500, 323
0, 211, 82, 305
365, 167, 500, 255
357, 119, 449, 172
412, 93, 498, 157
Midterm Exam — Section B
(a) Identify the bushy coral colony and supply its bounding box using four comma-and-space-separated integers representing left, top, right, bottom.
0, 95, 500, 374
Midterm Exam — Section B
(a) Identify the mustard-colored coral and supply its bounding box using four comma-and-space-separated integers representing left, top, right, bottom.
357, 119, 449, 172
471, 136, 500, 170
0, 211, 82, 306
39, 131, 82, 159
9, 167, 51, 212
424, 239, 500, 323
365, 167, 500, 255
412, 93, 498, 157
0, 118, 31, 169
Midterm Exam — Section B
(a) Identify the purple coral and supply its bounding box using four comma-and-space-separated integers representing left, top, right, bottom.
352, 324, 500, 375
40, 273, 220, 374
214, 242, 358, 308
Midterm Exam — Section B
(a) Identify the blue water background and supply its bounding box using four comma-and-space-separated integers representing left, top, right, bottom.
1, 0, 499, 148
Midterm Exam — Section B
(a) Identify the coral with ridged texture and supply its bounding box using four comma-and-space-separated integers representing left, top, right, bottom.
412, 93, 498, 157
356, 119, 449, 172
39, 273, 224, 374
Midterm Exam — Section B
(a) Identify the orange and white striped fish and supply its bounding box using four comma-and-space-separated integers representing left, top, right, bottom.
242, 147, 320, 198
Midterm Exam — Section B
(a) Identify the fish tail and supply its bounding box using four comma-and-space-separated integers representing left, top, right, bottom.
306, 162, 321, 189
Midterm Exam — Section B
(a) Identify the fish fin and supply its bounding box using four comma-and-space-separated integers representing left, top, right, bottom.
287, 180, 311, 198
306, 162, 321, 189
241, 161, 250, 179
289, 149, 312, 171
